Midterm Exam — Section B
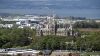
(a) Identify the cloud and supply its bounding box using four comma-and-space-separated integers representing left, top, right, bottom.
55, 0, 81, 1
14, 0, 49, 1
11, 0, 81, 1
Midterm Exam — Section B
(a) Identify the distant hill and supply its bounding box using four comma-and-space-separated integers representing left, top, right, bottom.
0, 13, 24, 17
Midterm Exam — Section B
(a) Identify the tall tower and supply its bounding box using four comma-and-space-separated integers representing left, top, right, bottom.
69, 20, 73, 36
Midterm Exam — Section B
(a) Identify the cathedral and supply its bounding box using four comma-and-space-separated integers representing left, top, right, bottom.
36, 16, 79, 37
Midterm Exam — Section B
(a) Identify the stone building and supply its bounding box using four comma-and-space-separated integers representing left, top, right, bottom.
36, 16, 76, 37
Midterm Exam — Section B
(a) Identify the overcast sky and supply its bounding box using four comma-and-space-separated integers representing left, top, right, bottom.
0, 0, 100, 18
0, 0, 100, 9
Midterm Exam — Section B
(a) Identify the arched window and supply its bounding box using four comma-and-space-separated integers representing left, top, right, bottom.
17, 54, 22, 56
28, 55, 30, 56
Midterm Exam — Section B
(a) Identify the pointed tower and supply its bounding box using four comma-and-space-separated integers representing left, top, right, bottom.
69, 20, 73, 36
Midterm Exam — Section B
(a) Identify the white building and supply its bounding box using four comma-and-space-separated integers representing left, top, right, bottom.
0, 49, 40, 56
0, 24, 13, 28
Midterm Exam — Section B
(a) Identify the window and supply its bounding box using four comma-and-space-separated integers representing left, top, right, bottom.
28, 55, 30, 56
56, 55, 60, 56
17, 54, 22, 56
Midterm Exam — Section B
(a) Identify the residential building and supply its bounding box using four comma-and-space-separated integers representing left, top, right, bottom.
51, 50, 80, 56
0, 49, 40, 56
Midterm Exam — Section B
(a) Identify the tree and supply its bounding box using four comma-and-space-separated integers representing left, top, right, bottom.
30, 36, 66, 50
54, 21, 58, 35
73, 20, 100, 28
0, 28, 35, 48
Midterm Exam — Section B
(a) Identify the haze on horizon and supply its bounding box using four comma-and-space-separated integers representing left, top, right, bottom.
0, 0, 100, 19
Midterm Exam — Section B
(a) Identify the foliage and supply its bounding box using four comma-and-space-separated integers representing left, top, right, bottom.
0, 28, 35, 48
73, 20, 100, 28
30, 36, 67, 50
76, 31, 100, 51
0, 28, 100, 51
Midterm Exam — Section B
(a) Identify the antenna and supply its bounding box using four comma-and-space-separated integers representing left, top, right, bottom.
52, 10, 56, 19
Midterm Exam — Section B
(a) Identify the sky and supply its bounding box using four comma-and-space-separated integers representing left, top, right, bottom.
0, 0, 100, 18
0, 0, 100, 9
